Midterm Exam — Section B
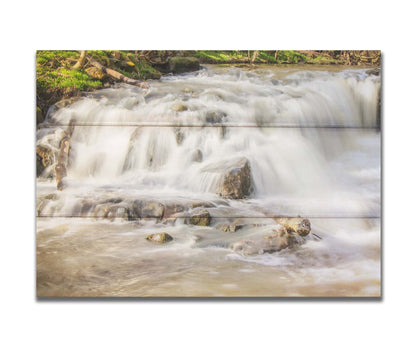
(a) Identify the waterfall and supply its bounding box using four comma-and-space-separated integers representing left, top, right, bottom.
36, 65, 381, 297
37, 66, 380, 217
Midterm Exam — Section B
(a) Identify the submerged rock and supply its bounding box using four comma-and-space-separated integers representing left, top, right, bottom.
188, 209, 212, 226
172, 103, 188, 112
217, 158, 252, 199
55, 133, 71, 191
230, 226, 305, 255
220, 223, 244, 233
93, 204, 111, 219
174, 127, 185, 145
205, 110, 227, 124
145, 232, 173, 243
229, 218, 311, 255
107, 206, 130, 220
191, 149, 203, 162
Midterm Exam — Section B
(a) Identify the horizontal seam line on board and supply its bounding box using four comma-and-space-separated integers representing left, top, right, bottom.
38, 124, 380, 129
37, 215, 381, 219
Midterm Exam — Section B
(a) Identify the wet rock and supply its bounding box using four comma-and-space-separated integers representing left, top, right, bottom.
168, 57, 200, 74
43, 193, 58, 201
132, 200, 165, 219
93, 204, 111, 219
107, 205, 130, 220
190, 201, 216, 209
262, 228, 300, 252
145, 232, 173, 243
188, 209, 212, 226
230, 240, 263, 255
80, 200, 95, 215
230, 226, 304, 255
36, 129, 69, 180
220, 125, 227, 139
191, 149, 203, 162
217, 158, 252, 199
162, 200, 216, 222
274, 217, 311, 237
86, 66, 106, 80
172, 103, 188, 112
36, 199, 48, 216
366, 67, 381, 76
55, 133, 71, 191
220, 224, 244, 233
36, 144, 54, 177
163, 203, 186, 219
174, 127, 185, 145
46, 97, 82, 122
205, 111, 227, 124
102, 198, 123, 204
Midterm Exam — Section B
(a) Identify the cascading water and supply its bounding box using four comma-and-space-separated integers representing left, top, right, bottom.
36, 65, 381, 297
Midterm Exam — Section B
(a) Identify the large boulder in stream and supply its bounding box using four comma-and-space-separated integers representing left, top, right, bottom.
187, 209, 212, 226
274, 217, 311, 237
132, 200, 165, 220
36, 144, 54, 177
145, 232, 173, 243
230, 220, 310, 256
36, 128, 69, 179
205, 110, 227, 124
216, 158, 252, 199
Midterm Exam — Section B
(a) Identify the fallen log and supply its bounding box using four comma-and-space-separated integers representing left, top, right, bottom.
85, 53, 148, 89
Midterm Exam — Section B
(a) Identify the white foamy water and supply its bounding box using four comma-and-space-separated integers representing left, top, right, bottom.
36, 65, 381, 297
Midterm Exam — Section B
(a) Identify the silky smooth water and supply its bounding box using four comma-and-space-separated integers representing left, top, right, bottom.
36, 65, 381, 297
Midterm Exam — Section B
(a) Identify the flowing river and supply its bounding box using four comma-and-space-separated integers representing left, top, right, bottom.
36, 65, 381, 297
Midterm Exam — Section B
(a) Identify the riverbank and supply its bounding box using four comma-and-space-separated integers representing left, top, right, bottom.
36, 50, 381, 123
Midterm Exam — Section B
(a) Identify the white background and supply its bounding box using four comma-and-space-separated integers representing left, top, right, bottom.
0, 1, 414, 346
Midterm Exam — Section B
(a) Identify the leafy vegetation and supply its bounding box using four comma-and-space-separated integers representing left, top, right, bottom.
191, 50, 308, 64
36, 50, 380, 123
36, 51, 104, 115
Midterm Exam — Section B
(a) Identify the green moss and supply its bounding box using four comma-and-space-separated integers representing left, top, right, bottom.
276, 51, 307, 64
87, 50, 111, 66
36, 50, 104, 114
37, 65, 102, 92
257, 51, 277, 63
194, 51, 245, 62
189, 210, 211, 226
193, 50, 309, 64
134, 60, 162, 79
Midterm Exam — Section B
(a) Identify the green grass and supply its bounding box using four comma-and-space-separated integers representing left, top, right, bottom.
37, 51, 102, 92
194, 51, 245, 62
36, 50, 104, 115
193, 50, 308, 64
276, 50, 307, 64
